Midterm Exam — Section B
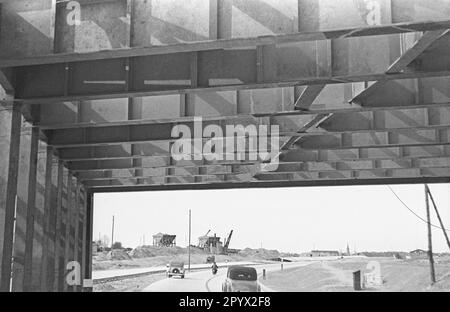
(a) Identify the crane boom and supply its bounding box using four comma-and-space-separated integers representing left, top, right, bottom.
224, 230, 233, 249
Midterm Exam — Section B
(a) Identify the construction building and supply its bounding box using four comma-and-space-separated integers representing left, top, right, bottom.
198, 230, 233, 254
152, 233, 176, 247
198, 232, 223, 254
0, 0, 450, 292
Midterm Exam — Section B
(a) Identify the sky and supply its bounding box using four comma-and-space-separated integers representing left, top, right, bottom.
93, 184, 450, 253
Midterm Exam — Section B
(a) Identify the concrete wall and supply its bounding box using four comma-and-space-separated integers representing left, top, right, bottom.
0, 1, 89, 291
0, 0, 55, 58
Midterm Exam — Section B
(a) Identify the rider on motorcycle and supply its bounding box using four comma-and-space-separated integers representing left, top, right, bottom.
212, 262, 218, 274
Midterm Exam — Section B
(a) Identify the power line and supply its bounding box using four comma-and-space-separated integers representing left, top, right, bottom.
387, 185, 450, 232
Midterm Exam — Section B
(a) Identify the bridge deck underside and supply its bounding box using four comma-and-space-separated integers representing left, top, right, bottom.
2, 0, 450, 193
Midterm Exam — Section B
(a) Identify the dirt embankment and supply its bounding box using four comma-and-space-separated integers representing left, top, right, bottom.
262, 257, 450, 292
93, 246, 281, 271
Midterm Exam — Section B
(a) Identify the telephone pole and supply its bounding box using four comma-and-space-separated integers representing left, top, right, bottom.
425, 185, 436, 284
111, 215, 115, 250
426, 184, 450, 251
188, 209, 191, 272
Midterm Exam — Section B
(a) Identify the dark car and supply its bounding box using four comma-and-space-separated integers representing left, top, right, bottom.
166, 261, 185, 278
222, 266, 261, 292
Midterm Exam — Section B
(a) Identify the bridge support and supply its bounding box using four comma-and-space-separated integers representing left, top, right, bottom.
13, 126, 39, 291
0, 103, 22, 292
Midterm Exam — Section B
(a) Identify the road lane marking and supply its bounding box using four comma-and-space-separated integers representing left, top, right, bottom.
205, 273, 224, 292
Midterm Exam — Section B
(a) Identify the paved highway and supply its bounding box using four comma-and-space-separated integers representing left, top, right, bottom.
143, 261, 312, 292
93, 261, 257, 282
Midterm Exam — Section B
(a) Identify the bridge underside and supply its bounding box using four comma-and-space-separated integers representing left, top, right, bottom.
1, 0, 450, 291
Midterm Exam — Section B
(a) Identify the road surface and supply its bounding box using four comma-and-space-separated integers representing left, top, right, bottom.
143, 261, 311, 292
93, 261, 257, 282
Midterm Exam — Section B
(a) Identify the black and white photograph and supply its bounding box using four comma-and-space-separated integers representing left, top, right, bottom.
1, 0, 450, 302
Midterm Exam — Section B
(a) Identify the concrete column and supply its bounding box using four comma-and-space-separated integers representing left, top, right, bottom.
50, 159, 64, 291
84, 192, 94, 292
80, 188, 87, 292
11, 125, 39, 292
129, 1, 145, 183
216, 0, 246, 116
40, 146, 54, 291
0, 103, 22, 292
73, 184, 81, 292
45, 158, 62, 291
56, 167, 68, 292
217, 0, 232, 40
27, 143, 48, 291
63, 174, 74, 292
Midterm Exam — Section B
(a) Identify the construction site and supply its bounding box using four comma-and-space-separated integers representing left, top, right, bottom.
1, 0, 450, 292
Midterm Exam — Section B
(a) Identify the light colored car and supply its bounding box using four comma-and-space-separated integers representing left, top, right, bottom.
166, 261, 185, 279
222, 266, 261, 292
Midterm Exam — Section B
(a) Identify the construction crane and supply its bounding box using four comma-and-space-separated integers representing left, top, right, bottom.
223, 230, 233, 252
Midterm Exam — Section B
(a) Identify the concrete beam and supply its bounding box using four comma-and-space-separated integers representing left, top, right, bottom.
88, 176, 450, 193
83, 165, 450, 187
294, 84, 326, 110
255, 167, 450, 182
66, 144, 450, 175
46, 125, 450, 154
38, 101, 450, 131
0, 69, 14, 96
45, 104, 450, 149
4, 20, 450, 103
352, 30, 450, 105
78, 155, 450, 185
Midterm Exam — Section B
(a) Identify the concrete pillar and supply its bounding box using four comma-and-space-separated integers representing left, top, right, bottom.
73, 184, 81, 292
40, 146, 54, 291
11, 125, 39, 292
217, 0, 232, 39
80, 188, 87, 292
0, 103, 22, 292
27, 143, 48, 291
84, 192, 94, 292
129, 0, 145, 183
49, 158, 63, 292
50, 159, 64, 291
56, 166, 68, 292
63, 174, 74, 292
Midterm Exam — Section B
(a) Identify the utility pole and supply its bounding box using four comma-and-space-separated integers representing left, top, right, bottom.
188, 209, 191, 272
426, 184, 450, 251
111, 215, 115, 251
425, 185, 436, 284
